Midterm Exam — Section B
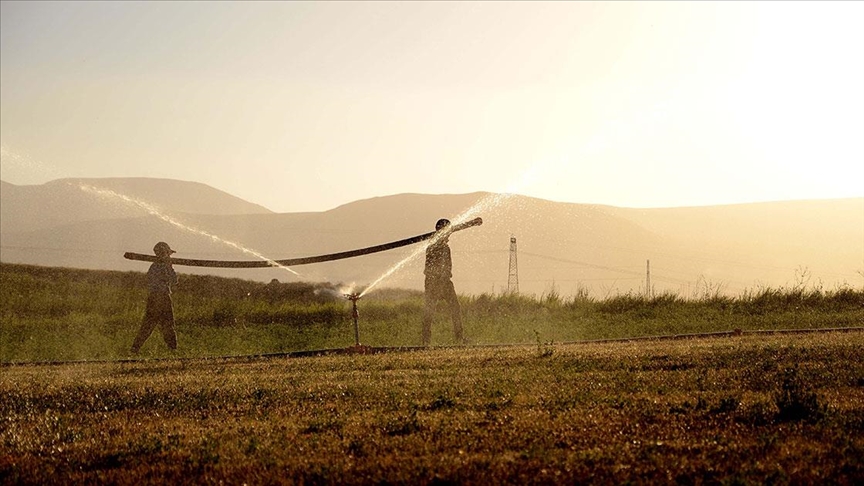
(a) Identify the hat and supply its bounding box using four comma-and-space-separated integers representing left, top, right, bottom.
435, 218, 451, 231
153, 241, 176, 256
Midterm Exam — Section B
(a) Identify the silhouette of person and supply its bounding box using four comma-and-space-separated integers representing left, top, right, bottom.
422, 219, 465, 346
131, 241, 178, 354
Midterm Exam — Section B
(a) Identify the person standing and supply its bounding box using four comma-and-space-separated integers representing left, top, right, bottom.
131, 241, 179, 354
422, 219, 465, 346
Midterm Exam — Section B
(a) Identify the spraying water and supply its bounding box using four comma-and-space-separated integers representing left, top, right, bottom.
358, 192, 516, 297
1, 144, 300, 276
0, 143, 66, 182
358, 242, 430, 298
356, 164, 543, 297
77, 182, 302, 277
4, 143, 534, 289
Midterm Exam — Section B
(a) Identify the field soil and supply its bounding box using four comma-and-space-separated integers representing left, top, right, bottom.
2, 331, 862, 484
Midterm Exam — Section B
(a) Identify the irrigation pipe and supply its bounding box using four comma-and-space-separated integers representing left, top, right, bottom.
123, 218, 482, 268
4, 326, 862, 368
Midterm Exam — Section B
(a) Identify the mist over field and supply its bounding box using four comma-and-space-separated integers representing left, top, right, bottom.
1, 178, 861, 298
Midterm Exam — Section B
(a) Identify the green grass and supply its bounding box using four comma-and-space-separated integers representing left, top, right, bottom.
1, 262, 862, 482
1, 262, 862, 363
1, 332, 862, 484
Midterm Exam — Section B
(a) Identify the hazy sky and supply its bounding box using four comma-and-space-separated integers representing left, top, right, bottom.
1, 1, 862, 212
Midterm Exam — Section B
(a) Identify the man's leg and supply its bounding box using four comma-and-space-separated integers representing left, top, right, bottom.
446, 281, 464, 343
422, 295, 434, 346
159, 319, 178, 351
132, 293, 160, 353
131, 318, 156, 354
451, 309, 464, 343
155, 294, 177, 351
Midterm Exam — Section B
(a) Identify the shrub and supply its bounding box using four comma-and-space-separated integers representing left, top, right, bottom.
774, 366, 825, 423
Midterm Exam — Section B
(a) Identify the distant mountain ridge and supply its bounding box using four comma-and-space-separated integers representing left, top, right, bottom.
0, 177, 272, 234
1, 178, 861, 297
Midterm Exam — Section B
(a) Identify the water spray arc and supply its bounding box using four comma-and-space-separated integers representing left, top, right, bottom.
355, 193, 512, 297
332, 219, 485, 352
123, 214, 482, 353
77, 183, 300, 276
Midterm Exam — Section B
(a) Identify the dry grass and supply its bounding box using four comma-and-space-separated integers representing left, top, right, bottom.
2, 331, 862, 484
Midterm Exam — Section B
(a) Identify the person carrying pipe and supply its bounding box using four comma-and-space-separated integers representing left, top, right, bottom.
131, 241, 179, 354
422, 219, 465, 346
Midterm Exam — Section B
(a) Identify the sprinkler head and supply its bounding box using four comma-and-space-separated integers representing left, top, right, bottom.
344, 292, 361, 302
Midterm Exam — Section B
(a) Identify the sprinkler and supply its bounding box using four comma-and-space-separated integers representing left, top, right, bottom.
345, 293, 361, 345
344, 293, 371, 354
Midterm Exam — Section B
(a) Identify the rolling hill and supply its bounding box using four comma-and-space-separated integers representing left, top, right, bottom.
1, 178, 861, 297
0, 178, 272, 234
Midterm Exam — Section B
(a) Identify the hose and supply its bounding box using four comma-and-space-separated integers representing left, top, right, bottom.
123, 217, 482, 268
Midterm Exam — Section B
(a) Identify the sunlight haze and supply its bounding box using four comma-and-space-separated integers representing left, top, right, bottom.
1, 1, 862, 212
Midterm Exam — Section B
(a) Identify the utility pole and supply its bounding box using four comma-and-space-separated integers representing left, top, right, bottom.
646, 259, 652, 298
508, 236, 519, 294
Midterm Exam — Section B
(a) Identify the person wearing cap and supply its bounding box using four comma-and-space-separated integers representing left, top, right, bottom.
131, 241, 179, 354
422, 219, 465, 346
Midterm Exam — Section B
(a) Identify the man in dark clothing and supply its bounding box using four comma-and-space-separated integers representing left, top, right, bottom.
131, 241, 178, 354
422, 219, 465, 346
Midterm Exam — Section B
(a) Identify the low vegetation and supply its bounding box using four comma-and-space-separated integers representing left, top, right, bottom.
1, 263, 862, 482
1, 333, 862, 483
1, 262, 862, 363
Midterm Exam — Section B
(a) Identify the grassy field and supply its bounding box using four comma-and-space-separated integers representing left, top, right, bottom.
1, 332, 862, 484
1, 263, 863, 483
2, 262, 862, 363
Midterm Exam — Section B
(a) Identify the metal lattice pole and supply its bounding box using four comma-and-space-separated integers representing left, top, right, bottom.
508, 236, 519, 294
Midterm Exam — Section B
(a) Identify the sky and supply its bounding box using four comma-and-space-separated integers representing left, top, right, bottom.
1, 1, 862, 213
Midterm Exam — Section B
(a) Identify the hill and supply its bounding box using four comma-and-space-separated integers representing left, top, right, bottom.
1, 178, 861, 297
0, 178, 272, 234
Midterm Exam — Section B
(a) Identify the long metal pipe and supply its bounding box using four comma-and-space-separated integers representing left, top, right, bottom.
123, 217, 482, 268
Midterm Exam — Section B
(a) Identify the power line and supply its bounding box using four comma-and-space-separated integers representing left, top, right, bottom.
518, 251, 646, 277
537, 237, 809, 273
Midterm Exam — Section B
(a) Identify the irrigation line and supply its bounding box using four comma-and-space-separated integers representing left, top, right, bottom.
3, 326, 862, 368
123, 218, 483, 268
